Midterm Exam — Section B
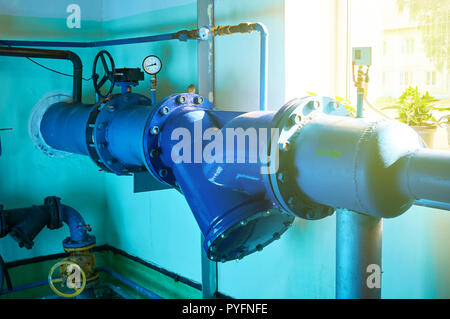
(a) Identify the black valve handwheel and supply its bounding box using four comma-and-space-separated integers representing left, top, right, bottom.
92, 50, 116, 98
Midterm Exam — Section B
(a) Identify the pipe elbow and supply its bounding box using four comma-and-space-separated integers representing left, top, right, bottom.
251, 22, 268, 37
61, 204, 95, 248
65, 50, 82, 70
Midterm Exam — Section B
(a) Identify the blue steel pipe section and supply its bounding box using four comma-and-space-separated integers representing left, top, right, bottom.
154, 104, 293, 261
203, 110, 276, 196
0, 32, 194, 48
37, 93, 295, 262
40, 102, 91, 155
60, 204, 95, 249
35, 93, 450, 261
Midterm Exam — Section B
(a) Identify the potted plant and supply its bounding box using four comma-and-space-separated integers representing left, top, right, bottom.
382, 86, 450, 148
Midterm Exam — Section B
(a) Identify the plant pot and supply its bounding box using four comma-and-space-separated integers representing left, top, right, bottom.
412, 125, 438, 148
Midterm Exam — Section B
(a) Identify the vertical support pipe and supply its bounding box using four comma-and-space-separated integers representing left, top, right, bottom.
356, 87, 364, 118
198, 0, 218, 299
210, 22, 269, 110
201, 234, 218, 298
335, 87, 383, 298
336, 209, 382, 299
198, 0, 215, 103
253, 23, 269, 111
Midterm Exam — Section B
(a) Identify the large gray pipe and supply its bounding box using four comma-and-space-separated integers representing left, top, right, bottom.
398, 149, 450, 204
292, 114, 450, 218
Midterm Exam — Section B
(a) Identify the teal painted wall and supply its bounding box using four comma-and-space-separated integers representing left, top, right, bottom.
1, 0, 449, 299
100, 1, 203, 283
0, 3, 106, 262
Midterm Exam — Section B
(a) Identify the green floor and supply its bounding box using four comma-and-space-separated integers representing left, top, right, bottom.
1, 250, 202, 299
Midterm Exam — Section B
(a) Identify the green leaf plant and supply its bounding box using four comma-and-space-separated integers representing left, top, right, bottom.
382, 86, 450, 127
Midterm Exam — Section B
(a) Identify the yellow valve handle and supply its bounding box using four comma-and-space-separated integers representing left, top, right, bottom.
48, 261, 87, 298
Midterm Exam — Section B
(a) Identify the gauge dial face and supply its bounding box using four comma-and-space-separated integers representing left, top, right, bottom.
142, 55, 162, 75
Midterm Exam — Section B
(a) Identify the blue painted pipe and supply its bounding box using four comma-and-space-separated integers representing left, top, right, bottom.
60, 204, 95, 248
0, 32, 189, 48
0, 267, 163, 299
40, 102, 91, 155
151, 90, 157, 106
0, 278, 49, 295
35, 93, 450, 262
95, 267, 163, 299
37, 93, 295, 262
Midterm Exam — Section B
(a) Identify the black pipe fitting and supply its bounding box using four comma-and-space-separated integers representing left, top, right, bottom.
0, 197, 63, 249
0, 46, 83, 103
0, 197, 94, 250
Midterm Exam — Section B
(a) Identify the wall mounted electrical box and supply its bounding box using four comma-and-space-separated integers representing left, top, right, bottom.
352, 47, 372, 66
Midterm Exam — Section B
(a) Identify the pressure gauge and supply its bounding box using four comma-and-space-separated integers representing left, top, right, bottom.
142, 55, 162, 75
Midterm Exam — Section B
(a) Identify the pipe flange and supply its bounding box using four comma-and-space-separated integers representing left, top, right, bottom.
143, 93, 214, 186
86, 93, 152, 175
63, 237, 96, 249
263, 96, 350, 220
45, 196, 63, 230
206, 207, 295, 262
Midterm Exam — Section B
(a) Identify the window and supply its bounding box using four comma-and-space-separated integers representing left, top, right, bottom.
349, 0, 449, 116
285, 0, 449, 116
400, 71, 414, 86
426, 71, 437, 86
402, 39, 415, 55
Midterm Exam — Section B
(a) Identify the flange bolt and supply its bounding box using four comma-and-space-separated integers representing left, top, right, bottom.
151, 126, 160, 135
150, 149, 160, 158
194, 96, 204, 104
177, 95, 186, 104
159, 106, 170, 115
159, 168, 168, 178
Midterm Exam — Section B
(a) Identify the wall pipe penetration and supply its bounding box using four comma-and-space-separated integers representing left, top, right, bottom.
33, 93, 450, 263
